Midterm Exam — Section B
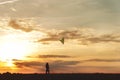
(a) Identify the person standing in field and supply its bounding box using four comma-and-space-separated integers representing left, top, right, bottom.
46, 63, 50, 74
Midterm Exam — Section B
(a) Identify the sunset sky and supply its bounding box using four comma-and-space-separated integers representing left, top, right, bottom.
0, 0, 120, 73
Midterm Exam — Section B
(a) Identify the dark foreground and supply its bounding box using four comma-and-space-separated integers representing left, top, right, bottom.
0, 73, 120, 80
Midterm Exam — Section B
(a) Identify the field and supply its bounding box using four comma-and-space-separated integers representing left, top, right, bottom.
0, 73, 120, 80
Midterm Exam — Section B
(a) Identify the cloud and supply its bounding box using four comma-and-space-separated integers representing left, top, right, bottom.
84, 34, 120, 44
13, 60, 80, 68
84, 58, 120, 62
14, 61, 44, 68
28, 54, 72, 58
0, 0, 18, 5
38, 37, 59, 42
36, 28, 120, 45
8, 19, 34, 32
36, 29, 83, 43
12, 59, 22, 61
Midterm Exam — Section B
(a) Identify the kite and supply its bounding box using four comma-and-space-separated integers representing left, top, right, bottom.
60, 37, 64, 44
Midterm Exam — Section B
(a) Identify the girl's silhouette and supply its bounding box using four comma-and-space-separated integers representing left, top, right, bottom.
46, 63, 50, 74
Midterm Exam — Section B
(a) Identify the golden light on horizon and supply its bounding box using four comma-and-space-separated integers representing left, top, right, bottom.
5, 60, 15, 67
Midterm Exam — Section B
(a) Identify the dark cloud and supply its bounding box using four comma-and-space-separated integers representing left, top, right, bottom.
14, 61, 44, 68
84, 34, 120, 44
31, 54, 71, 58
36, 29, 120, 45
27, 54, 72, 59
84, 58, 120, 62
12, 59, 23, 61
37, 37, 59, 42
14, 60, 80, 68
8, 19, 34, 32
36, 30, 83, 43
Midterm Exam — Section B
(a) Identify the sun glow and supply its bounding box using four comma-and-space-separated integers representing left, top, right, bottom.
0, 37, 33, 62
5, 60, 15, 67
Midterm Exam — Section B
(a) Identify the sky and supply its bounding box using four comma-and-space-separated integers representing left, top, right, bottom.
0, 0, 120, 73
